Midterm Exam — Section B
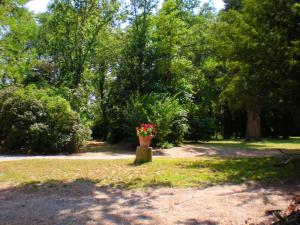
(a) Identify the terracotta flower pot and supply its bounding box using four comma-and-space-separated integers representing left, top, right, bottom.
138, 135, 153, 147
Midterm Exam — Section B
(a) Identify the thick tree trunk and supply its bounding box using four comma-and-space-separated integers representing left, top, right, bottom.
246, 107, 261, 140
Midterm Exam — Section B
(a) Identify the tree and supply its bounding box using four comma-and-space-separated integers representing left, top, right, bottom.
152, 0, 194, 98
215, 0, 300, 140
223, 0, 242, 10
37, 0, 119, 88
0, 0, 38, 86
90, 26, 123, 138
113, 0, 158, 95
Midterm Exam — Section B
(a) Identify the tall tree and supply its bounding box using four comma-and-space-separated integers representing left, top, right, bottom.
114, 0, 158, 95
215, 0, 300, 140
38, 0, 119, 88
223, 0, 242, 10
152, 0, 193, 97
0, 0, 37, 86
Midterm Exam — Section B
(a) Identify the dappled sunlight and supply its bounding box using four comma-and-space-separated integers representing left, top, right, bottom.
79, 141, 133, 154
0, 158, 297, 189
202, 137, 300, 150
0, 177, 299, 225
1, 0, 299, 223
177, 158, 297, 184
0, 179, 162, 225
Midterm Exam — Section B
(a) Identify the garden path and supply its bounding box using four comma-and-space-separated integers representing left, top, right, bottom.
0, 141, 298, 161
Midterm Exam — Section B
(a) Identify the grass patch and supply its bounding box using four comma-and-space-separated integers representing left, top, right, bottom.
202, 137, 300, 150
0, 157, 296, 189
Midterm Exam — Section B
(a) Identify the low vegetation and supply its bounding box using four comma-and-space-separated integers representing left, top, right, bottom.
0, 86, 91, 153
203, 137, 300, 150
0, 158, 296, 189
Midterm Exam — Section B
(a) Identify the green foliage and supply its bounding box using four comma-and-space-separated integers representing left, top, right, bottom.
58, 85, 97, 126
123, 93, 188, 147
213, 0, 300, 139
223, 0, 242, 10
0, 85, 19, 110
188, 106, 216, 141
0, 86, 91, 153
37, 0, 119, 88
151, 0, 195, 99
0, 0, 38, 85
1, 0, 300, 146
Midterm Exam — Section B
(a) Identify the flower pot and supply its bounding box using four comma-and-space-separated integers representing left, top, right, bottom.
138, 135, 153, 147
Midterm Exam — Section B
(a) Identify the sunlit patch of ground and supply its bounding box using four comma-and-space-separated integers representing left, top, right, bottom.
0, 158, 297, 189
201, 137, 300, 150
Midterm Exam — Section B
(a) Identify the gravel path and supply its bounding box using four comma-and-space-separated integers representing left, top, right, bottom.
155, 144, 289, 158
1, 142, 299, 224
0, 180, 299, 225
0, 142, 294, 162
0, 153, 134, 161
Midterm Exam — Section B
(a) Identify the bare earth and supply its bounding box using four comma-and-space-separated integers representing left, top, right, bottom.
0, 180, 299, 225
0, 141, 296, 162
0, 142, 299, 225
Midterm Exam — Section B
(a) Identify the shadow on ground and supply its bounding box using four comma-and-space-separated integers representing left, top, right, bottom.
0, 178, 299, 225
80, 140, 134, 154
177, 157, 299, 184
176, 145, 284, 157
0, 179, 160, 225
177, 219, 218, 225
197, 137, 300, 151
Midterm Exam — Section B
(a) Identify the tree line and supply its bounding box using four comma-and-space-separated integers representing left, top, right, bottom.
0, 0, 299, 152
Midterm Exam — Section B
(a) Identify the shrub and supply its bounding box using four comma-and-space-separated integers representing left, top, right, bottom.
123, 93, 189, 147
0, 86, 19, 141
0, 86, 91, 153
187, 106, 216, 141
0, 85, 18, 109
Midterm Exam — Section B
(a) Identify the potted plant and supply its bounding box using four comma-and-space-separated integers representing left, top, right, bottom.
136, 123, 157, 147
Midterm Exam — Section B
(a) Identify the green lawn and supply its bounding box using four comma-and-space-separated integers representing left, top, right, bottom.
0, 158, 296, 189
202, 137, 300, 150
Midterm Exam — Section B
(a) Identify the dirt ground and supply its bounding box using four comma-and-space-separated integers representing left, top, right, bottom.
1, 142, 299, 225
0, 180, 299, 225
0, 141, 295, 162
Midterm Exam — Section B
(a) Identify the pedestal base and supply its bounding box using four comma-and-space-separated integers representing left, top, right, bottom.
135, 146, 152, 163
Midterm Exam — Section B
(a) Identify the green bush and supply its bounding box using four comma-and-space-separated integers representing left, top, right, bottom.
123, 93, 189, 147
0, 86, 18, 109
0, 86, 91, 153
0, 86, 19, 141
187, 106, 216, 141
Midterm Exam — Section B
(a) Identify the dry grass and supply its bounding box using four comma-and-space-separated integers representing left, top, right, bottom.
202, 137, 300, 150
0, 157, 296, 189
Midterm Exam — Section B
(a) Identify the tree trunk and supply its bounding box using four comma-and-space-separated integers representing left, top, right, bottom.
246, 107, 261, 140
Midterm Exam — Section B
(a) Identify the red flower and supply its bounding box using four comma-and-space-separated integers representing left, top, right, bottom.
136, 123, 157, 137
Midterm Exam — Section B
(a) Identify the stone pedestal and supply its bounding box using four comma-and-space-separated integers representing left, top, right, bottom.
135, 146, 152, 163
